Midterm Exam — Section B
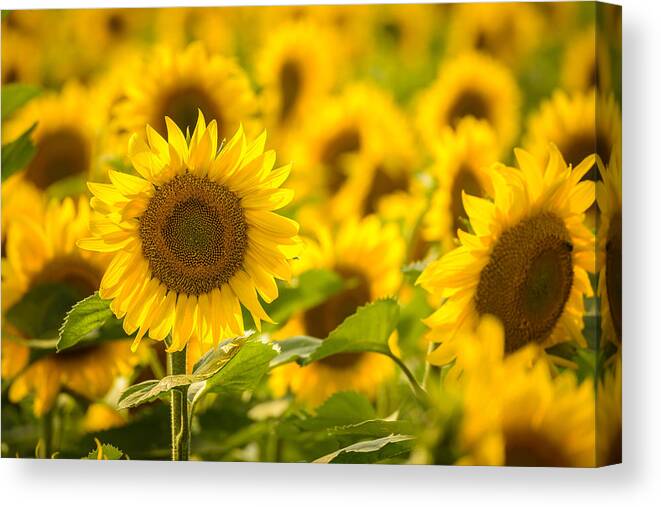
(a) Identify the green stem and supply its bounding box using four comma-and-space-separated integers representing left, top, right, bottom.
39, 409, 54, 459
167, 346, 190, 461
390, 354, 429, 407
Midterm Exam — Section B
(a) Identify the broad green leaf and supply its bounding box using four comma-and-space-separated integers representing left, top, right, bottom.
327, 419, 415, 439
2, 83, 41, 120
6, 282, 82, 342
57, 293, 114, 351
265, 269, 345, 325
269, 335, 321, 368
302, 391, 376, 430
117, 379, 186, 410
305, 299, 399, 363
191, 335, 249, 377
314, 434, 415, 464
1, 123, 36, 181
84, 440, 125, 460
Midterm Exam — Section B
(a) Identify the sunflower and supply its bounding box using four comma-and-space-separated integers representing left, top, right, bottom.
369, 4, 435, 62
596, 152, 622, 345
2, 82, 99, 191
597, 355, 622, 466
270, 216, 405, 406
454, 316, 596, 467
418, 145, 595, 360
1, 30, 41, 85
2, 196, 136, 416
154, 7, 236, 56
292, 83, 415, 221
78, 112, 299, 353
422, 118, 501, 252
523, 89, 622, 181
446, 3, 543, 68
256, 20, 339, 150
561, 27, 612, 94
113, 43, 258, 152
416, 52, 520, 155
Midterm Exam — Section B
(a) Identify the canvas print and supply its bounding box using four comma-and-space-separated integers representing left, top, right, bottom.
1, 2, 621, 466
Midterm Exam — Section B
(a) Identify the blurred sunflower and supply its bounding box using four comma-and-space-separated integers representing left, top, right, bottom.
155, 7, 236, 55
453, 316, 595, 467
1, 30, 41, 84
79, 113, 299, 353
2, 196, 136, 416
524, 89, 621, 181
3, 82, 99, 191
270, 216, 404, 406
418, 146, 595, 360
422, 118, 501, 252
416, 52, 520, 155
256, 21, 339, 149
446, 3, 542, 68
370, 4, 435, 62
561, 27, 612, 94
113, 43, 257, 149
597, 152, 622, 345
597, 355, 622, 466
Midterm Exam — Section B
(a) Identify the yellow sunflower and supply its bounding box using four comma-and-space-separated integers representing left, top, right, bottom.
270, 216, 405, 406
256, 20, 339, 150
446, 3, 543, 68
78, 112, 299, 353
1, 30, 41, 85
416, 51, 521, 155
596, 152, 622, 345
113, 43, 258, 152
369, 4, 435, 62
418, 145, 596, 360
561, 26, 612, 94
422, 118, 501, 252
2, 82, 99, 191
597, 354, 622, 466
2, 196, 136, 416
523, 89, 622, 181
454, 316, 596, 467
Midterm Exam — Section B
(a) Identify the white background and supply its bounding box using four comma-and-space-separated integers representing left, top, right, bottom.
1, 0, 658, 505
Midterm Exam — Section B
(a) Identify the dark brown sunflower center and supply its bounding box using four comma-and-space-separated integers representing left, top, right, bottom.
106, 14, 126, 36
139, 173, 248, 295
447, 90, 490, 128
450, 165, 484, 233
363, 165, 409, 215
504, 428, 572, 467
303, 266, 371, 369
606, 211, 622, 342
560, 130, 610, 181
4, 65, 19, 84
31, 255, 103, 299
475, 212, 574, 353
320, 128, 362, 194
25, 129, 89, 190
279, 59, 302, 122
157, 86, 223, 138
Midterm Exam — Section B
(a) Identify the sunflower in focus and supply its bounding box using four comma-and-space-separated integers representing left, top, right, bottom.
561, 27, 612, 94
416, 52, 520, 155
524, 89, 622, 181
418, 145, 595, 361
270, 216, 404, 406
454, 316, 596, 467
597, 355, 622, 466
2, 196, 135, 416
256, 21, 339, 150
422, 118, 501, 252
79, 112, 299, 354
446, 3, 542, 68
113, 43, 257, 151
597, 152, 622, 345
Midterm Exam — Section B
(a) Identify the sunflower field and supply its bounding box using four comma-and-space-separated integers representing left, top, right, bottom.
1, 2, 621, 466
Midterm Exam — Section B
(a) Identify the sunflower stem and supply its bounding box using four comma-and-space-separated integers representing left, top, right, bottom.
390, 354, 429, 407
39, 409, 54, 459
167, 346, 190, 461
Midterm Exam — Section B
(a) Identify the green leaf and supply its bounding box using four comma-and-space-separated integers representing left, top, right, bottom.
1, 123, 36, 181
84, 440, 125, 460
304, 391, 376, 430
57, 293, 114, 351
2, 83, 41, 120
265, 269, 345, 325
314, 434, 414, 464
6, 283, 82, 343
305, 299, 399, 363
269, 335, 321, 368
327, 419, 415, 439
117, 378, 190, 410
45, 175, 87, 199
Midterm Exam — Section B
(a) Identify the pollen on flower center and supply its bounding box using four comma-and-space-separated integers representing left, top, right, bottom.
475, 212, 574, 352
139, 173, 248, 295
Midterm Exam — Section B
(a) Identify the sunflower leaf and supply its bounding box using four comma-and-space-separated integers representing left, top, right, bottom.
1, 123, 36, 181
303, 391, 376, 430
57, 293, 115, 351
1, 83, 42, 120
117, 378, 187, 410
84, 440, 126, 460
313, 434, 415, 464
304, 298, 399, 364
269, 335, 322, 368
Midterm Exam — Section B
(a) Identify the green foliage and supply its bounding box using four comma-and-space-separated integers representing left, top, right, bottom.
1, 123, 36, 181
2, 83, 41, 120
45, 175, 88, 199
269, 336, 321, 368
57, 293, 115, 351
314, 434, 415, 464
84, 441, 126, 460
